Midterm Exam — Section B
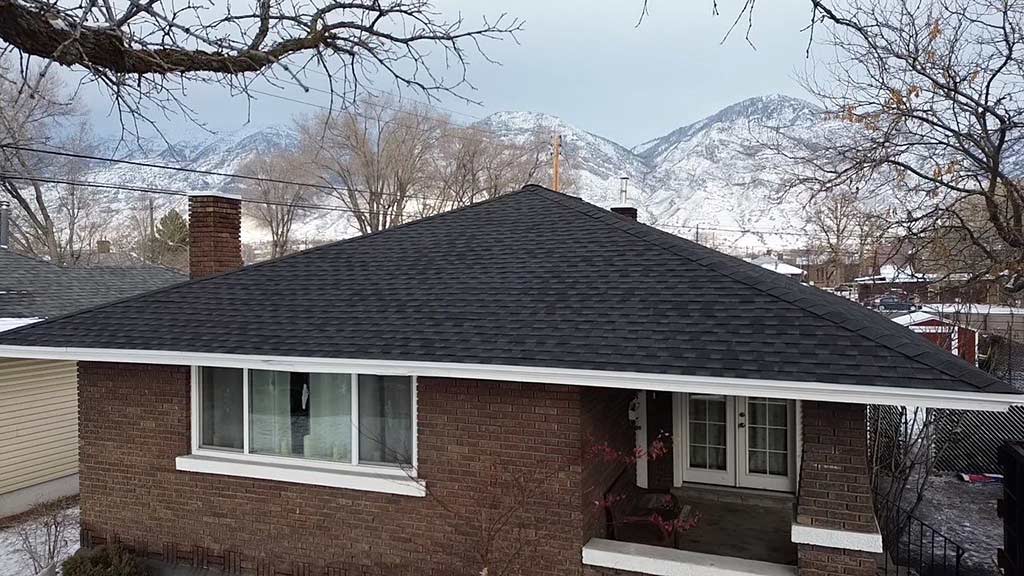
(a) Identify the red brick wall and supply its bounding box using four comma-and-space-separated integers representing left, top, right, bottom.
796, 401, 878, 576
79, 363, 629, 576
188, 194, 242, 279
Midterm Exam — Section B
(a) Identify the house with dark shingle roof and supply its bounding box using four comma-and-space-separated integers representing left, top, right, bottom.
0, 239, 185, 518
0, 187, 1018, 576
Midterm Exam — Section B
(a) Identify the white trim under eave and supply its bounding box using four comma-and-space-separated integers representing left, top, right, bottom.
0, 345, 1019, 411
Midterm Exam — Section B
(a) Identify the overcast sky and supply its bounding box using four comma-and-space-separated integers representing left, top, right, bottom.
83, 0, 818, 147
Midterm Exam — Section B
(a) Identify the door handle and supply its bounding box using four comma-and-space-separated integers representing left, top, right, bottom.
738, 412, 746, 417
738, 423, 746, 428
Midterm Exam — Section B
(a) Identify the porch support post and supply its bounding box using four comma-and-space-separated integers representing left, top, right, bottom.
792, 401, 880, 576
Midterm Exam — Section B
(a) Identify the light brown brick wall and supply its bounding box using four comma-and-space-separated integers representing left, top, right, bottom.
796, 401, 878, 576
188, 195, 242, 279
79, 363, 633, 576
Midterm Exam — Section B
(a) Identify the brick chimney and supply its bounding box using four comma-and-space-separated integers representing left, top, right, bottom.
188, 192, 242, 280
611, 207, 638, 220
96, 239, 111, 254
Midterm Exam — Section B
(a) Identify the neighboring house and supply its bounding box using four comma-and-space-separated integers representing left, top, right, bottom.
0, 188, 1020, 576
854, 264, 932, 303
0, 237, 185, 518
746, 255, 806, 281
890, 311, 979, 366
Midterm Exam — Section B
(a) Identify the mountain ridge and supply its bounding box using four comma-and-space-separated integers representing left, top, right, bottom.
82, 93, 825, 252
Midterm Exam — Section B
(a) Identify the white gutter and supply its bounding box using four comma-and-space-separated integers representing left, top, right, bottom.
0, 344, 1018, 411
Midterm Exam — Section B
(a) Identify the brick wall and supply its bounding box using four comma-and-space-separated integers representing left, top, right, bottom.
795, 401, 878, 576
580, 387, 634, 542
79, 363, 635, 576
188, 194, 242, 279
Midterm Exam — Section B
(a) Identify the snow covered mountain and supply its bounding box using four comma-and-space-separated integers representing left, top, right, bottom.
77, 94, 832, 252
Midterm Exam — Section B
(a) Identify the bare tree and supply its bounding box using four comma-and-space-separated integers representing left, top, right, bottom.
0, 0, 520, 139
0, 64, 111, 264
238, 151, 317, 258
804, 191, 865, 285
419, 123, 550, 216
788, 0, 1024, 294
14, 498, 78, 574
299, 97, 443, 234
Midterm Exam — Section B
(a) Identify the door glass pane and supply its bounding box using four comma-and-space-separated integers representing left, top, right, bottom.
709, 447, 727, 470
690, 445, 708, 468
689, 398, 707, 421
768, 403, 788, 427
749, 426, 767, 450
690, 422, 707, 444
688, 395, 727, 471
749, 401, 766, 425
708, 422, 726, 445
769, 452, 788, 475
746, 398, 789, 478
749, 450, 768, 474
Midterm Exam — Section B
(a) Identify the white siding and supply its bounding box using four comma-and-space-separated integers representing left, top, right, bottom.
0, 358, 78, 495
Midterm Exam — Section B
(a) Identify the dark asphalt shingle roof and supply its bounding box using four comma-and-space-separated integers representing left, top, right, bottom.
0, 248, 186, 318
0, 187, 1013, 393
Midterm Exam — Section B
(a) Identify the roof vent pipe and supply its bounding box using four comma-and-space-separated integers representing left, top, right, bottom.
0, 200, 10, 248
611, 177, 637, 220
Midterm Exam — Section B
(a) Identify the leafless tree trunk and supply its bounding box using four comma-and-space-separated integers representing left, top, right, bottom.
239, 151, 317, 258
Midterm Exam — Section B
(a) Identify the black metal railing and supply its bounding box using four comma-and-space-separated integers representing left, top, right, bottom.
877, 500, 966, 576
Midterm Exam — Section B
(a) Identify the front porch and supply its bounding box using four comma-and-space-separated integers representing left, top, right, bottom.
613, 484, 797, 566
581, 390, 881, 576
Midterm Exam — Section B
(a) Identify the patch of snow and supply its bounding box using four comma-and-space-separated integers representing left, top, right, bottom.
0, 506, 79, 576
0, 318, 43, 334
890, 312, 943, 326
924, 303, 1024, 316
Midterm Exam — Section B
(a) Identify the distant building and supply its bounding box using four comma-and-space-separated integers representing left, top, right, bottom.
891, 311, 978, 366
746, 254, 806, 281
0, 241, 185, 517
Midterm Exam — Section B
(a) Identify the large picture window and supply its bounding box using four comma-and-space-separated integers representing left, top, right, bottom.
196, 367, 414, 468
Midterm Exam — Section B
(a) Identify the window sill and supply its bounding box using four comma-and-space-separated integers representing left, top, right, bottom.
175, 453, 426, 497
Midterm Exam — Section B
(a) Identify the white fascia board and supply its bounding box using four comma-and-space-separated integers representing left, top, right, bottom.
790, 523, 883, 553
582, 538, 796, 576
0, 345, 1019, 411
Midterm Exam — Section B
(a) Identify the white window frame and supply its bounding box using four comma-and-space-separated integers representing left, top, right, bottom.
178, 365, 424, 497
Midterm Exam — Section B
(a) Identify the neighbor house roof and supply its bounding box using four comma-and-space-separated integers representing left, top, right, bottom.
0, 187, 1014, 397
747, 255, 805, 277
0, 248, 186, 318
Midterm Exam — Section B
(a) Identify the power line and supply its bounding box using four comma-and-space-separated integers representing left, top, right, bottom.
0, 172, 400, 217
0, 143, 476, 205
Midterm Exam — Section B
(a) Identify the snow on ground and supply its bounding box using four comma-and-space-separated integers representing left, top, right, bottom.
914, 475, 1002, 576
0, 506, 79, 576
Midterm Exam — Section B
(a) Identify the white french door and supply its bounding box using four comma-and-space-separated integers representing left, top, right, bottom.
676, 394, 797, 492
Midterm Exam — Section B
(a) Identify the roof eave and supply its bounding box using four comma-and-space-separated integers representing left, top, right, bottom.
0, 344, 1018, 412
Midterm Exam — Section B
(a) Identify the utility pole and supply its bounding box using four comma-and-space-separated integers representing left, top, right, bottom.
552, 134, 561, 192
694, 225, 700, 244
